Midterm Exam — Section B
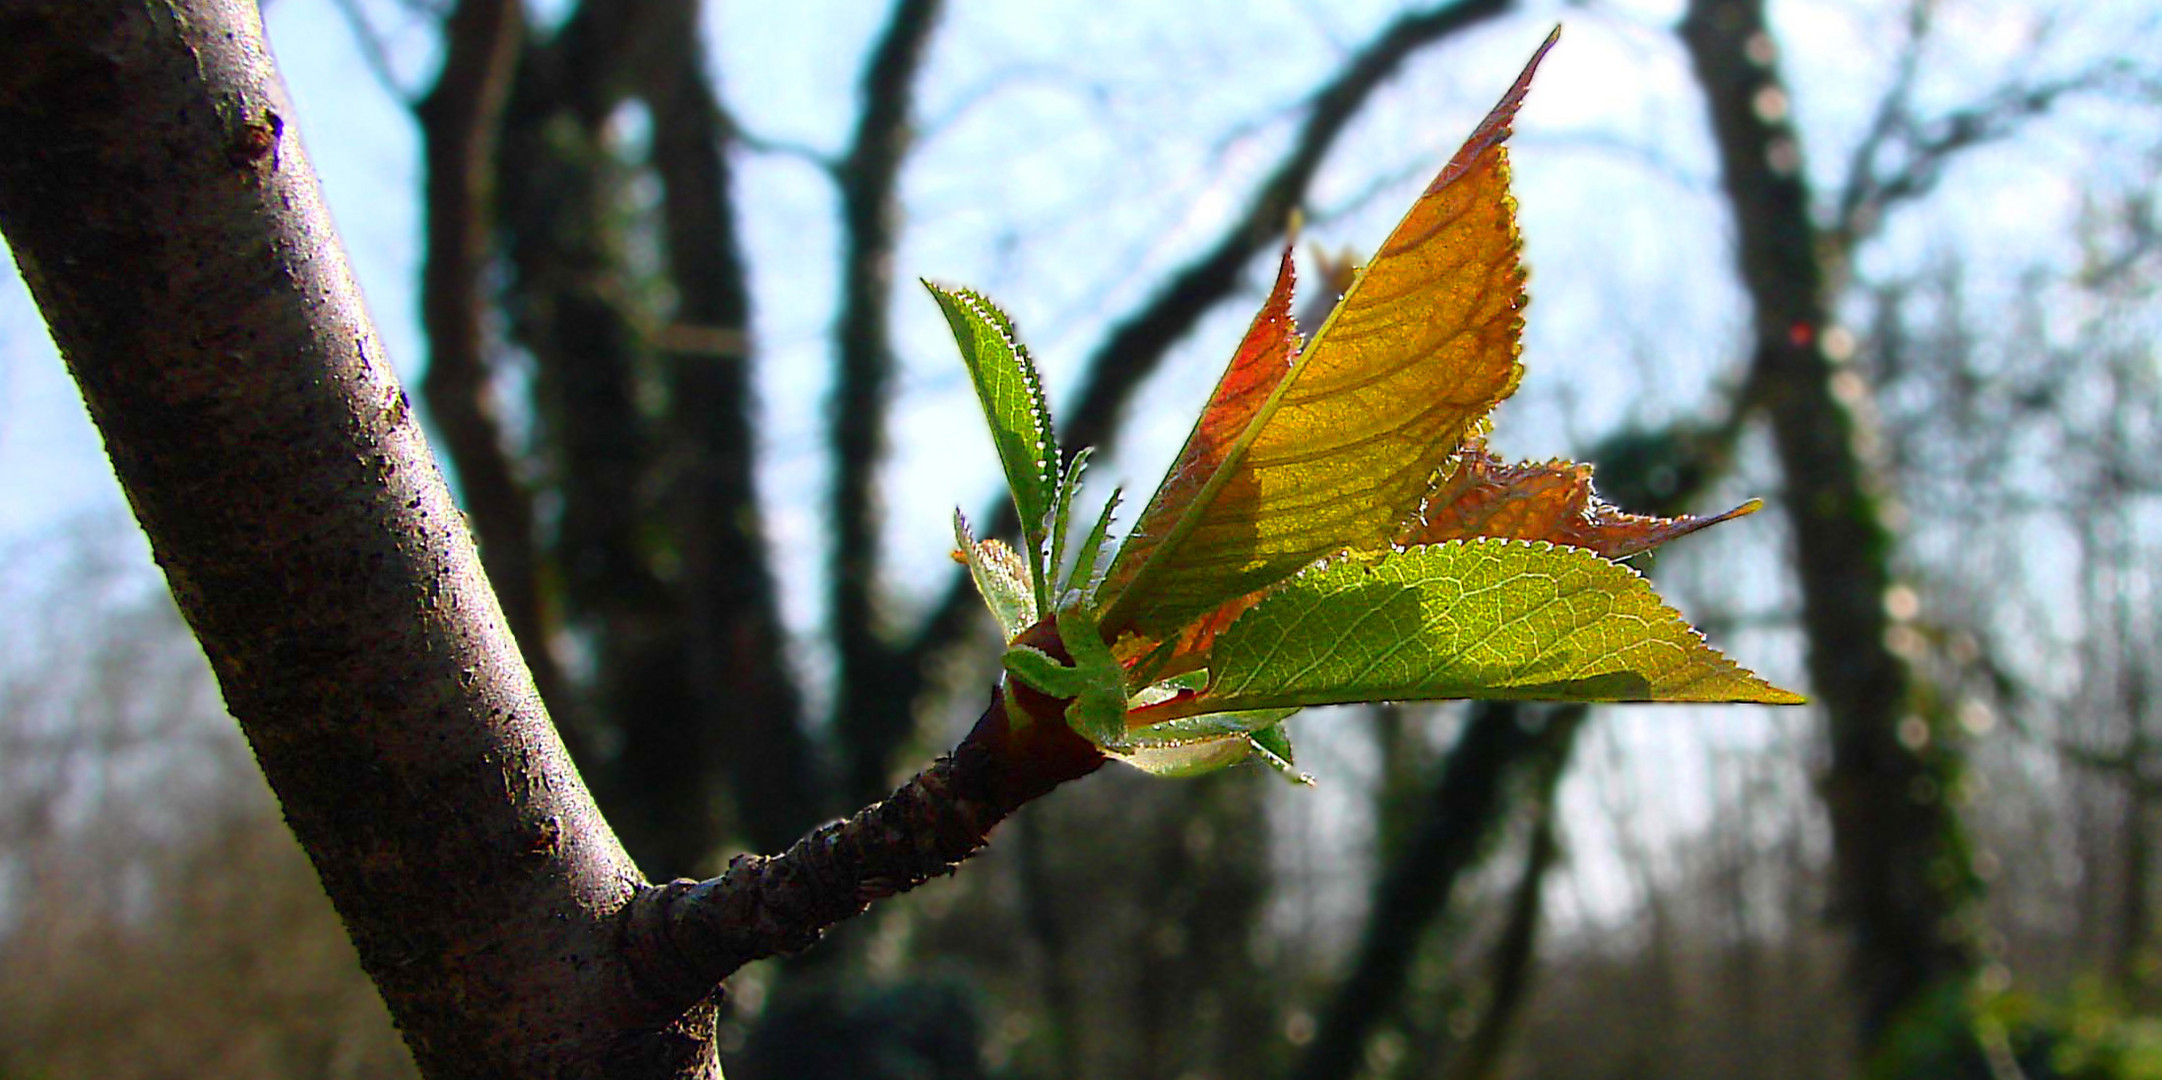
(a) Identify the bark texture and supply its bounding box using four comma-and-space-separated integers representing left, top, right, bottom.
622, 686, 1105, 1016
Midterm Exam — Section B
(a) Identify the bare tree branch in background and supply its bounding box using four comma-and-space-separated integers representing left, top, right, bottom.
827, 0, 949, 804
1830, 0, 2127, 256
640, 0, 824, 857
1292, 703, 1586, 1080
1441, 757, 1565, 1080
492, 0, 715, 874
412, 0, 569, 733
327, 0, 420, 100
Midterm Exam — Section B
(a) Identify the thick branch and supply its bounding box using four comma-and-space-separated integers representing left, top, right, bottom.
0, 3, 683, 1075
885, 0, 1515, 782
621, 685, 1105, 1016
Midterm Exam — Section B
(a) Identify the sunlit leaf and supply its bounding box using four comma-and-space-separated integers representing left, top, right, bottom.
1098, 33, 1556, 645
1405, 442, 1763, 557
1115, 709, 1300, 779
926, 283, 1060, 597
1146, 538, 1803, 719
955, 511, 1036, 642
933, 28, 1802, 786
1103, 249, 1298, 607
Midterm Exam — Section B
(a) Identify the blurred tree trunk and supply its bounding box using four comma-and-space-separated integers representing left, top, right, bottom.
472, 0, 826, 870
828, 0, 947, 806
1293, 703, 1585, 1080
1679, 0, 1975, 1061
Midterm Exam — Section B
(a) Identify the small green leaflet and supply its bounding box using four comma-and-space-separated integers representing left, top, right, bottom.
954, 511, 1035, 642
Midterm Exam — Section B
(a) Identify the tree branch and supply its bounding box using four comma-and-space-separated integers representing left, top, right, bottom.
621, 684, 1105, 1017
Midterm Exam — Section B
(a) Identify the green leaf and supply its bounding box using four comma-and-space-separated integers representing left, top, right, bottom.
1247, 723, 1313, 785
1065, 485, 1123, 599
1171, 538, 1803, 717
1044, 448, 1092, 613
925, 282, 1060, 591
1112, 711, 1307, 781
1003, 642, 1092, 701
1052, 601, 1129, 747
1116, 733, 1256, 778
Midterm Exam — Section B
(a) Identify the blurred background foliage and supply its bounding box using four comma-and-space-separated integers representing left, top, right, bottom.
3, 0, 2160, 1077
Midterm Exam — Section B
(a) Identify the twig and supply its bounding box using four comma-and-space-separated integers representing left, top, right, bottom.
620, 684, 1105, 1016
327, 0, 417, 102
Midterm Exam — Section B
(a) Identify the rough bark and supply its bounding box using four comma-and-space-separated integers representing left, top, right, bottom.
0, 3, 685, 1074
621, 686, 1105, 1016
1679, 0, 1974, 1055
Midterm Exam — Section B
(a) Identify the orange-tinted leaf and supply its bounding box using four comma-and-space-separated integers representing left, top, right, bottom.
1403, 443, 1762, 558
1100, 248, 1299, 665
1099, 30, 1557, 644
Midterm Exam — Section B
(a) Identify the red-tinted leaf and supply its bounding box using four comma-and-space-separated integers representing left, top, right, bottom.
1403, 443, 1761, 558
1102, 248, 1300, 626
